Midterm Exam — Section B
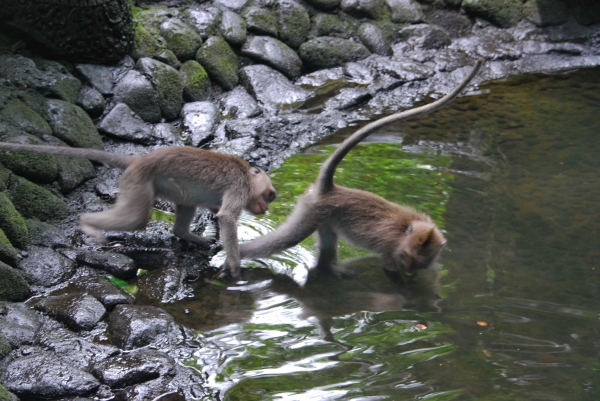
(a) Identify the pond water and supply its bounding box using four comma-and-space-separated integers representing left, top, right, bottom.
163, 68, 600, 400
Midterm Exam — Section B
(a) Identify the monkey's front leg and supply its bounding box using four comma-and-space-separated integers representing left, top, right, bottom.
173, 204, 215, 248
216, 207, 242, 279
315, 225, 356, 279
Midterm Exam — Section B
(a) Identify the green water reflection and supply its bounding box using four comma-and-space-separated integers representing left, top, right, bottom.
177, 67, 600, 400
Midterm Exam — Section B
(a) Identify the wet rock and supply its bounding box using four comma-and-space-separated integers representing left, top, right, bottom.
152, 123, 184, 146
113, 70, 162, 124
137, 265, 190, 303
72, 273, 135, 310
305, 0, 341, 10
181, 101, 220, 147
344, 62, 376, 84
132, 23, 163, 60
184, 7, 222, 39
180, 60, 212, 102
106, 304, 180, 350
299, 37, 371, 70
340, 0, 387, 19
277, 0, 311, 49
219, 118, 263, 140
0, 231, 19, 267
92, 349, 175, 389
0, 303, 41, 347
244, 6, 278, 36
310, 14, 354, 39
77, 86, 106, 118
522, 0, 568, 27
0, 334, 10, 358
385, 0, 423, 23
325, 87, 373, 109
111, 247, 176, 271
1, 349, 100, 398
99, 103, 158, 145
160, 19, 203, 62
295, 66, 348, 95
8, 175, 69, 222
155, 49, 183, 69
19, 246, 76, 287
242, 36, 303, 78
215, 136, 258, 157
41, 99, 104, 150
216, 0, 249, 11
195, 36, 239, 90
462, 0, 523, 28
0, 192, 28, 249
366, 56, 435, 82
358, 23, 392, 55
0, 98, 52, 138
75, 249, 138, 280
0, 131, 58, 184
26, 219, 71, 248
220, 10, 247, 46
573, 2, 600, 26
220, 87, 262, 119
399, 23, 452, 50
31, 293, 106, 331
452, 29, 519, 60
240, 65, 313, 113
425, 8, 473, 38
136, 58, 184, 121
0, 262, 30, 302
0, 55, 81, 103
75, 64, 115, 95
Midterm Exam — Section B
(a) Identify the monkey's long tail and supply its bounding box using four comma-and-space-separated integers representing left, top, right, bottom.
0, 142, 135, 169
315, 58, 485, 194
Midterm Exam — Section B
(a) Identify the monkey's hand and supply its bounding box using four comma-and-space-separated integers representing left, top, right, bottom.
215, 260, 241, 280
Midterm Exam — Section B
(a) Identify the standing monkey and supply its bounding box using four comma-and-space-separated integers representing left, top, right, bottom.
235, 59, 484, 280
0, 145, 277, 278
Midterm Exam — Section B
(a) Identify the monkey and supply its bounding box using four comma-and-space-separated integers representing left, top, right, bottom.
233, 59, 484, 281
0, 144, 277, 278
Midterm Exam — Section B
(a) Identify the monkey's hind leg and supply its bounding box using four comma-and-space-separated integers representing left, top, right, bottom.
80, 181, 155, 243
315, 225, 356, 279
173, 204, 215, 248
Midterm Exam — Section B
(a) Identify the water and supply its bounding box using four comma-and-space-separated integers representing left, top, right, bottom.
164, 68, 600, 400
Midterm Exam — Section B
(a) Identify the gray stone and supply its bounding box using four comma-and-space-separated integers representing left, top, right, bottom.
462, 0, 523, 28
277, 0, 311, 49
399, 23, 451, 50
26, 219, 71, 248
180, 60, 212, 102
325, 87, 372, 110
106, 304, 180, 350
113, 70, 162, 124
340, 0, 387, 19
240, 65, 313, 114
181, 101, 220, 147
367, 56, 435, 81
0, 98, 52, 138
220, 87, 262, 119
0, 262, 30, 302
160, 18, 203, 61
155, 49, 182, 69
137, 265, 188, 303
75, 249, 138, 280
75, 64, 115, 95
32, 293, 106, 331
184, 7, 222, 39
242, 36, 303, 78
220, 10, 247, 46
99, 103, 158, 145
358, 23, 392, 55
152, 123, 184, 146
41, 99, 104, 149
136, 58, 184, 121
425, 8, 473, 38
215, 0, 249, 11
195, 36, 239, 90
0, 131, 58, 184
385, 0, 423, 23
299, 37, 371, 70
522, 0, 568, 27
244, 6, 278, 36
19, 246, 76, 287
0, 303, 41, 347
309, 14, 354, 39
72, 274, 135, 310
76, 86, 106, 118
214, 136, 257, 157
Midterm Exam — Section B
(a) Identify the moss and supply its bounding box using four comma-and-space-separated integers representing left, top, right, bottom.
0, 229, 19, 267
0, 163, 10, 191
0, 192, 28, 249
0, 333, 10, 359
0, 98, 52, 138
42, 99, 104, 150
195, 36, 239, 90
0, 260, 30, 302
0, 384, 18, 401
180, 60, 212, 102
8, 176, 69, 222
132, 22, 161, 59
0, 132, 58, 184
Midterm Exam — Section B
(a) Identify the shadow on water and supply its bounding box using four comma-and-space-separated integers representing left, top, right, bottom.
161, 67, 600, 400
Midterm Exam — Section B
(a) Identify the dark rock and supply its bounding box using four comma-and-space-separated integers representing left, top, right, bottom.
299, 37, 371, 70
0, 231, 19, 268
137, 265, 189, 303
242, 36, 303, 78
132, 23, 163, 60
220, 87, 263, 119
75, 64, 115, 95
110, 247, 176, 271
385, 0, 423, 23
277, 0, 311, 49
195, 36, 239, 90
425, 8, 473, 38
31, 292, 106, 331
358, 23, 392, 55
244, 6, 278, 36
113, 70, 162, 124
340, 0, 387, 19
184, 7, 222, 39
399, 23, 452, 50
220, 10, 247, 46
522, 0, 568, 27
160, 19, 203, 61
0, 262, 30, 302
309, 14, 354, 39
77, 86, 106, 118
366, 56, 435, 81
135, 58, 184, 121
462, 0, 523, 28
19, 246, 76, 287
325, 87, 372, 109
106, 304, 180, 350
181, 101, 220, 147
92, 349, 175, 389
0, 98, 52, 138
240, 65, 313, 114
155, 49, 182, 69
72, 273, 135, 310
75, 249, 138, 280
180, 60, 212, 102
0, 349, 100, 398
99, 103, 158, 145
0, 192, 28, 249
0, 131, 58, 184
8, 175, 69, 222
0, 303, 41, 347
40, 99, 104, 150
26, 219, 71, 248
305, 0, 342, 10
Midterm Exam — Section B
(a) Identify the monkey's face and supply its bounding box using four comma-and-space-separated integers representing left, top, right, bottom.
396, 223, 446, 273
247, 167, 277, 215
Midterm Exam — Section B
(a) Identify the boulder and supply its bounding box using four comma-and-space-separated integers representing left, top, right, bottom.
160, 18, 203, 61
75, 63, 115, 95
241, 36, 303, 78
385, 0, 423, 23
462, 0, 523, 28
220, 87, 262, 119
99, 103, 157, 145
113, 70, 162, 124
8, 175, 68, 222
299, 37, 371, 70
40, 99, 104, 150
277, 0, 311, 49
309, 14, 354, 39
0, 98, 52, 138
184, 7, 222, 39
0, 262, 30, 301
31, 293, 107, 331
180, 60, 212, 102
358, 23, 392, 55
195, 36, 239, 90
18, 246, 76, 287
76, 86, 106, 118
0, 131, 58, 184
220, 10, 247, 46
136, 58, 184, 121
0, 192, 28, 249
244, 6, 278, 36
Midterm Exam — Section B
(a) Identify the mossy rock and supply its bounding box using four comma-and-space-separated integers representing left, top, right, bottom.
0, 260, 31, 302
0, 163, 10, 191
299, 37, 371, 70
40, 135, 96, 193
0, 384, 18, 401
26, 219, 71, 248
0, 98, 52, 138
8, 176, 69, 222
522, 0, 568, 27
277, 0, 311, 49
132, 22, 162, 59
0, 333, 11, 359
0, 131, 58, 185
136, 58, 184, 121
160, 18, 202, 61
310, 14, 355, 39
195, 36, 239, 90
244, 6, 278, 36
0, 229, 19, 267
462, 0, 522, 28
41, 99, 104, 150
180, 60, 212, 102
0, 192, 28, 249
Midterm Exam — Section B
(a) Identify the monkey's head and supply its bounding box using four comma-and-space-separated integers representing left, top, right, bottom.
396, 222, 446, 274
247, 167, 277, 215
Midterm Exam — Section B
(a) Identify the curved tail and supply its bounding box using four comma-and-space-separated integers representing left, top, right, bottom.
315, 58, 485, 194
0, 143, 135, 170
